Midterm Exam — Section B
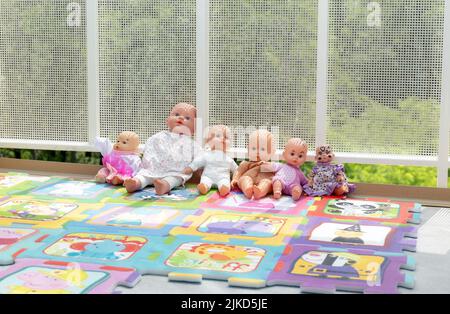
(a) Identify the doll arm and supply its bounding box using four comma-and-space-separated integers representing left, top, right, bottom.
94, 137, 113, 156
230, 159, 239, 174
188, 154, 207, 172
232, 161, 250, 181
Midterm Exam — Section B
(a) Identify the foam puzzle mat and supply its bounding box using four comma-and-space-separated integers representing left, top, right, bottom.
0, 172, 422, 294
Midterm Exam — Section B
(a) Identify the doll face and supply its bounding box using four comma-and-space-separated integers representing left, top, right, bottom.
207, 125, 230, 152
166, 103, 196, 136
248, 130, 274, 162
315, 145, 334, 163
114, 132, 140, 152
283, 142, 307, 167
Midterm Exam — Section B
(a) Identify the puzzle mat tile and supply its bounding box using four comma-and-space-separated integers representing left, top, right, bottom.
0, 173, 55, 196
290, 216, 417, 253
0, 196, 102, 229
14, 227, 162, 272
71, 203, 198, 236
0, 226, 43, 265
307, 197, 422, 224
201, 190, 315, 216
170, 209, 307, 246
139, 234, 285, 288
30, 179, 118, 203
267, 244, 415, 294
0, 258, 140, 294
104, 184, 214, 209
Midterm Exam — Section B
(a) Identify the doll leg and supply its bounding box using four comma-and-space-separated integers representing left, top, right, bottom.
334, 184, 349, 196
198, 176, 213, 195
124, 174, 152, 193
154, 176, 183, 195
95, 168, 109, 183
238, 176, 254, 199
272, 180, 283, 199
291, 185, 303, 201
217, 178, 231, 197
110, 176, 124, 186
253, 179, 273, 200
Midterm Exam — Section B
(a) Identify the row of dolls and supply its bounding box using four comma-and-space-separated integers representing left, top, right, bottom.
95, 102, 355, 200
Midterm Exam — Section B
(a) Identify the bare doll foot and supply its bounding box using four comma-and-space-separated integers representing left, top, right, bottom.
95, 174, 107, 183
273, 190, 282, 200
253, 186, 268, 200
334, 185, 348, 196
219, 185, 230, 197
154, 179, 171, 195
197, 183, 210, 195
110, 176, 123, 186
124, 178, 141, 193
242, 186, 254, 199
291, 186, 302, 201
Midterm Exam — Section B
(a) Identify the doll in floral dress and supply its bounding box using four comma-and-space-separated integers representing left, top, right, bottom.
303, 145, 355, 197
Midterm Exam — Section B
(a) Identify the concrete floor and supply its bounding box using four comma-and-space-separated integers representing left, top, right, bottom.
115, 206, 450, 294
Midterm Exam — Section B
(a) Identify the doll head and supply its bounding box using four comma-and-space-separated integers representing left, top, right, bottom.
248, 129, 275, 162
282, 138, 308, 167
166, 103, 197, 136
315, 145, 335, 163
113, 131, 140, 153
206, 125, 231, 152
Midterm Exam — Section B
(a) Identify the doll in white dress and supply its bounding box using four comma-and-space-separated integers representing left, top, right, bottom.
184, 125, 238, 197
95, 131, 141, 186
124, 103, 202, 195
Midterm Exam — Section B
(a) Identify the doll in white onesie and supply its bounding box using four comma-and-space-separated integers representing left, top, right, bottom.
184, 125, 238, 197
124, 103, 202, 195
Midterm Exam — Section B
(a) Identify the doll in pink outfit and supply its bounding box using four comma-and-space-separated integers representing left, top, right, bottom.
272, 138, 308, 201
95, 131, 141, 186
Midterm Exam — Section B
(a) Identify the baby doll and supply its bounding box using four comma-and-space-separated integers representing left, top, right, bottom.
124, 103, 202, 195
303, 145, 355, 196
231, 129, 276, 200
272, 138, 309, 201
184, 125, 238, 197
95, 131, 141, 186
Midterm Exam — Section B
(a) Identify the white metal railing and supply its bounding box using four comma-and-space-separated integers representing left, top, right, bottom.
0, 0, 449, 188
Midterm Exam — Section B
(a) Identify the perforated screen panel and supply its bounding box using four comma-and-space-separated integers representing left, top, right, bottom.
98, 0, 196, 141
0, 0, 88, 142
209, 0, 318, 150
327, 0, 445, 156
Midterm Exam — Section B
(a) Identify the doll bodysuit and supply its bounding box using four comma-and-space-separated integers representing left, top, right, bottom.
272, 163, 308, 195
136, 131, 203, 188
189, 150, 238, 189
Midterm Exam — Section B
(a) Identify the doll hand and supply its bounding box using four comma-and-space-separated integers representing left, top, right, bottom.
336, 174, 345, 183
230, 179, 239, 189
183, 167, 194, 175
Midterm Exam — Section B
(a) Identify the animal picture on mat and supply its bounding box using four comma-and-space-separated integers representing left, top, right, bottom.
309, 223, 392, 246
89, 206, 180, 229
0, 227, 37, 251
291, 250, 385, 283
0, 198, 78, 221
198, 214, 285, 237
165, 242, 266, 273
204, 191, 310, 215
43, 233, 147, 261
0, 174, 50, 189
0, 266, 107, 294
127, 187, 199, 202
32, 181, 110, 199
324, 200, 400, 219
